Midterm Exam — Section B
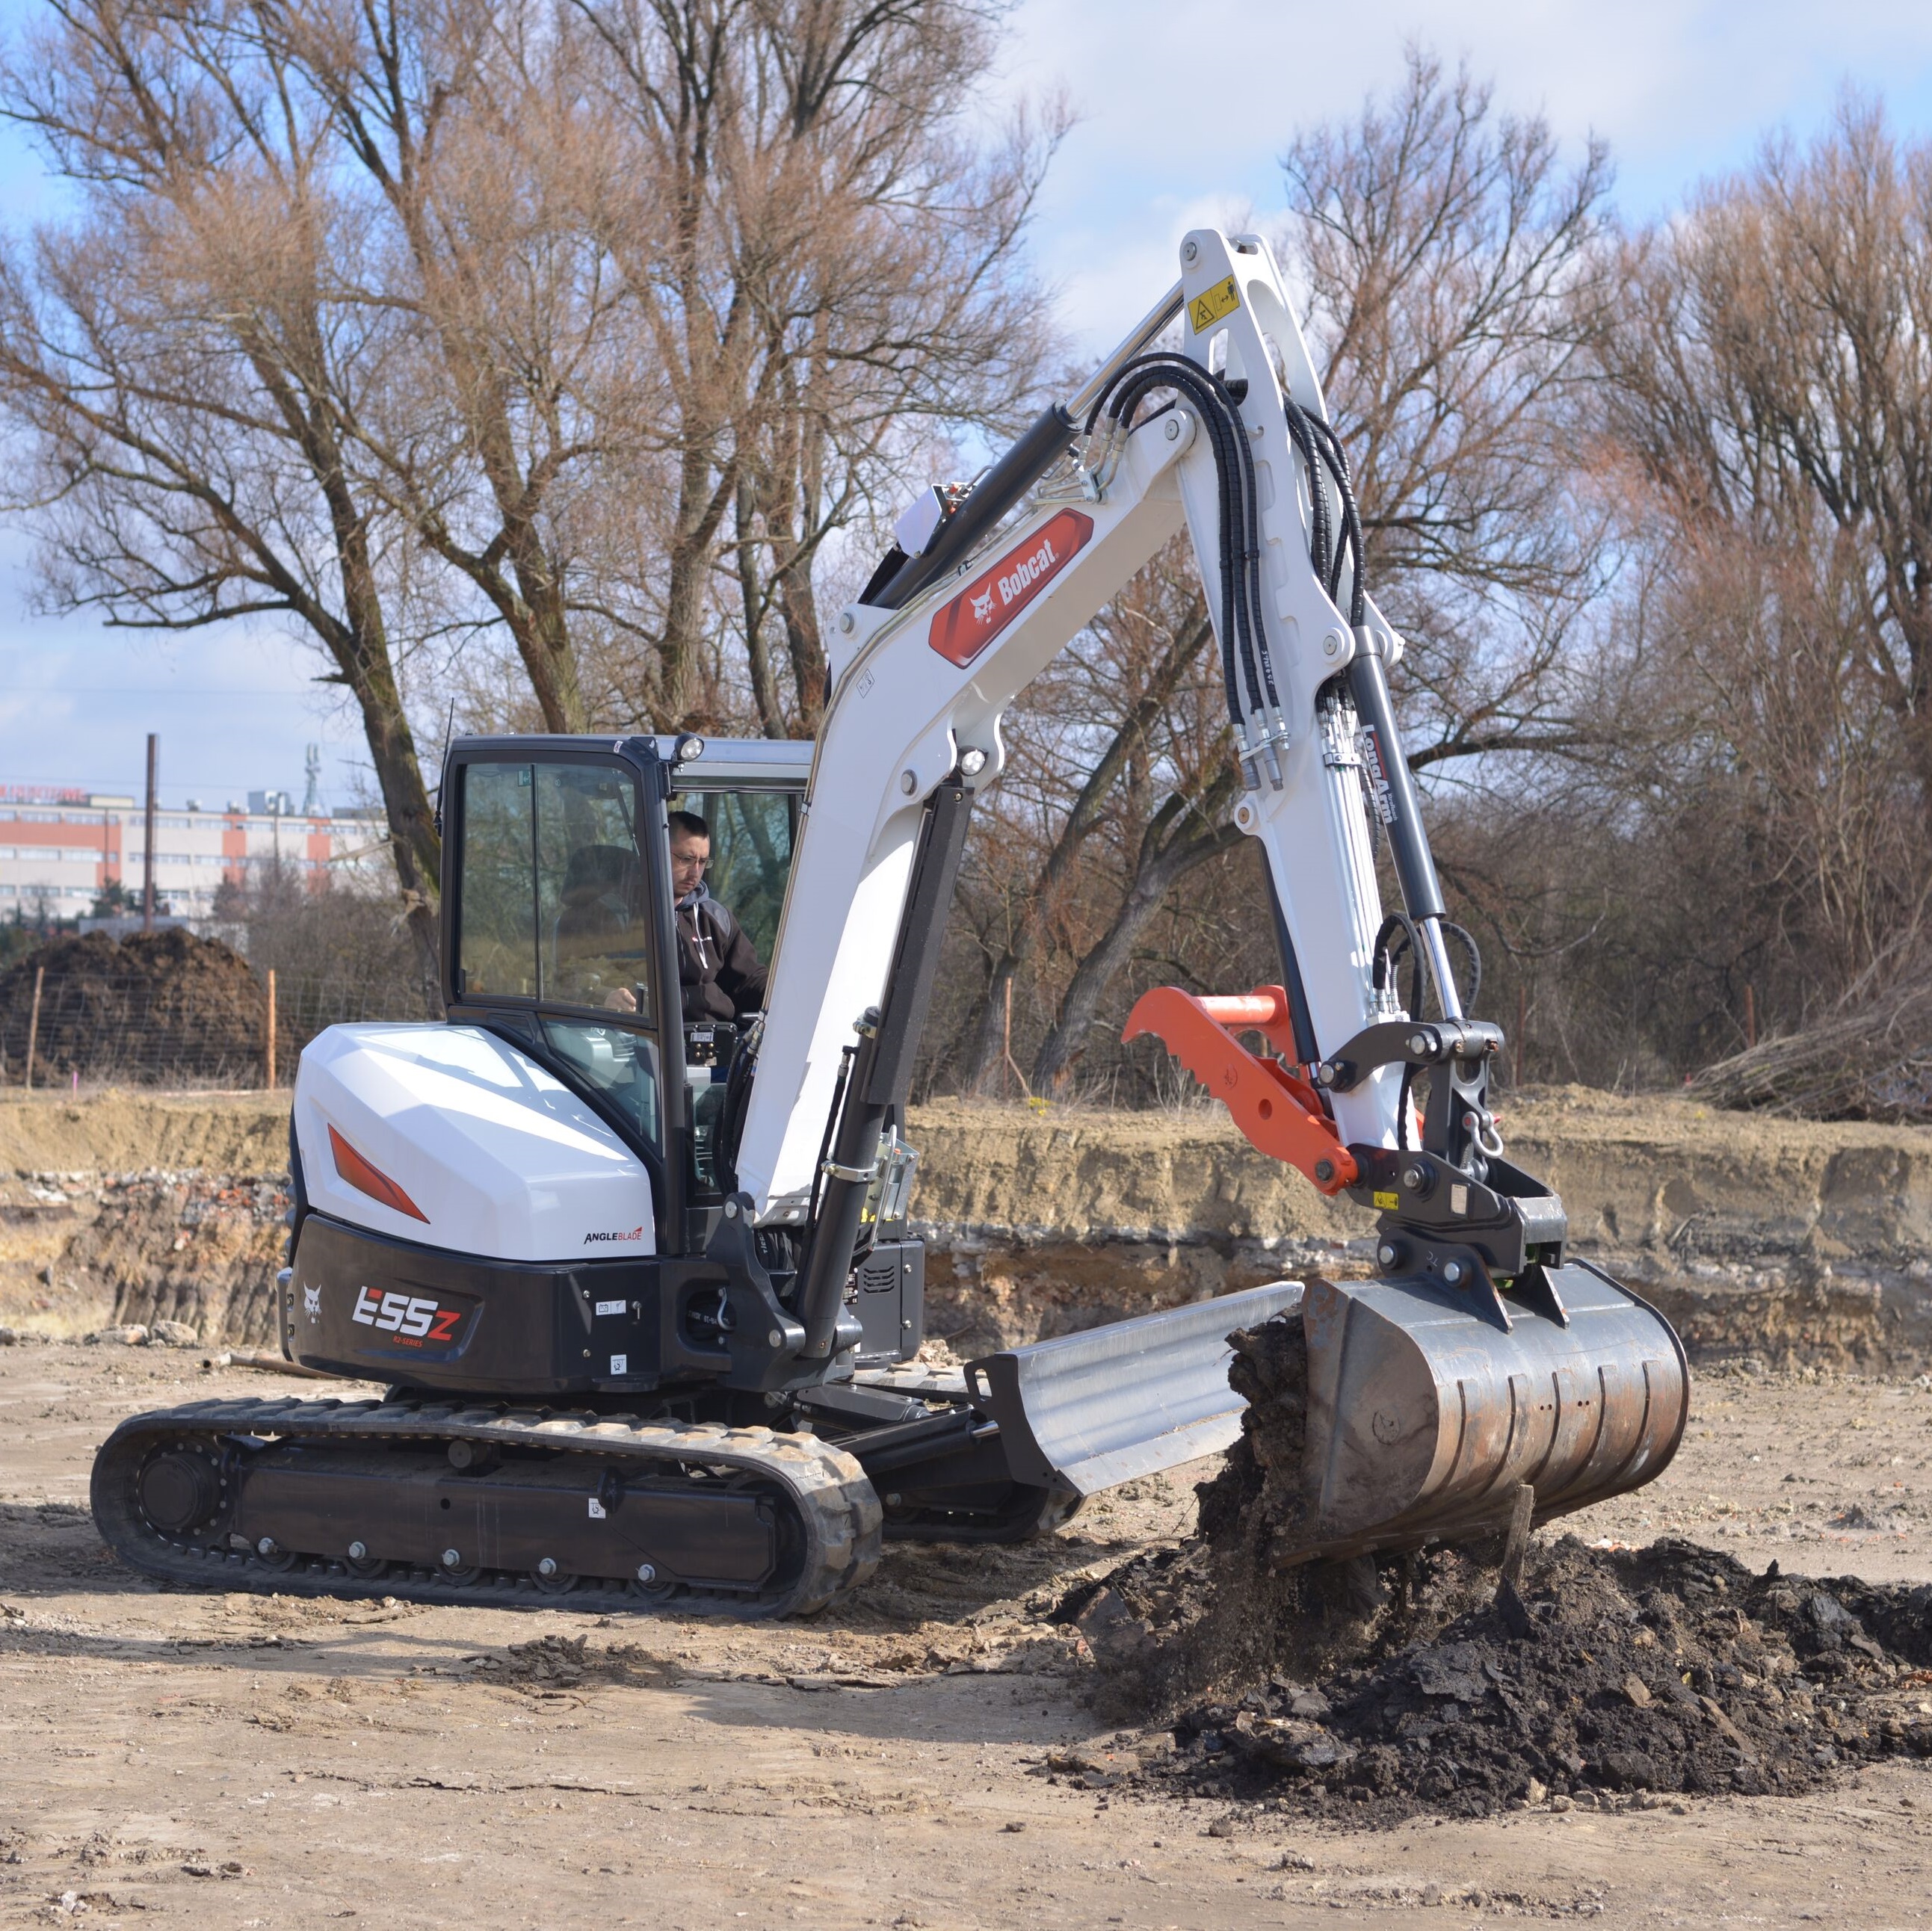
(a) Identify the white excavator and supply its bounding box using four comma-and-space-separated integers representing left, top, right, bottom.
93, 231, 1688, 1616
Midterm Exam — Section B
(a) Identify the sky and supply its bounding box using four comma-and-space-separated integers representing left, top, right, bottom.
7, 0, 1932, 811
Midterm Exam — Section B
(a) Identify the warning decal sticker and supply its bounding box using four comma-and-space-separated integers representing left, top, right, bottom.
928, 509, 1094, 668
1189, 275, 1241, 333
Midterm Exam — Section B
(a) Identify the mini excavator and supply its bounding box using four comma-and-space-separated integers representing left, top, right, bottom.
93, 231, 1688, 1616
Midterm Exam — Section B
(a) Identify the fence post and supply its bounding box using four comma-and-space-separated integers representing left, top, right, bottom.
24, 965, 43, 1091
265, 968, 277, 1091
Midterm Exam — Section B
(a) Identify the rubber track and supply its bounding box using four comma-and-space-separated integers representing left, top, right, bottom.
91, 1396, 883, 1619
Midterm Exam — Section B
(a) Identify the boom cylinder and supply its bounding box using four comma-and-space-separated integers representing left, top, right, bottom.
793, 1018, 883, 1362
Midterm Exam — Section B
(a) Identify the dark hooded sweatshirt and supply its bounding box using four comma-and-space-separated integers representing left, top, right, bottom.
676, 889, 768, 1022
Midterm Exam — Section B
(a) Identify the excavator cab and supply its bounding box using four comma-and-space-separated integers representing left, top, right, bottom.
442, 733, 814, 1249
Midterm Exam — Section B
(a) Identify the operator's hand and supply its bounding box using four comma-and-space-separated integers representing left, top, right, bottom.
602, 986, 638, 1013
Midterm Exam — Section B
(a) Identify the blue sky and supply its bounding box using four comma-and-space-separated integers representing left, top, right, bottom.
6, 0, 1932, 809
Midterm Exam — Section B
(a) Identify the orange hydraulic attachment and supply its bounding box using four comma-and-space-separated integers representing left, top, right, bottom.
1122, 983, 1359, 1196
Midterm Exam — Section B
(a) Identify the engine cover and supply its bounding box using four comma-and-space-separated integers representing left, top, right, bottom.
293, 1023, 656, 1263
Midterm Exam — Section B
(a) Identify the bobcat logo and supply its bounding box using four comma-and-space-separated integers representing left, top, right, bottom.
970, 588, 995, 622
302, 1282, 321, 1322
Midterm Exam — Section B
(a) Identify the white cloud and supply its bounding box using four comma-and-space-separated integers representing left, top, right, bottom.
994, 0, 1932, 353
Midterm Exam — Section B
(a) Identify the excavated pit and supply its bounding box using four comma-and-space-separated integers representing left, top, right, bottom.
1054, 1309, 1932, 1820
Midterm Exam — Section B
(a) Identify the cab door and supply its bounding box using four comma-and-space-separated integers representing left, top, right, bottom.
442, 741, 682, 1245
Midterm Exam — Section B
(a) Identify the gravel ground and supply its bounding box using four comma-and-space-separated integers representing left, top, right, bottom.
6, 1339, 1932, 1929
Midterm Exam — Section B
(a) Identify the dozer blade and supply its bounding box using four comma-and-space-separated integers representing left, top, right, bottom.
965, 1281, 1305, 1496
1282, 1259, 1689, 1566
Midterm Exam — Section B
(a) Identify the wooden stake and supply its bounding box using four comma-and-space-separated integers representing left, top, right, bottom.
1514, 980, 1528, 1087
1744, 983, 1757, 1051
142, 732, 158, 933
25, 965, 43, 1091
1004, 980, 1019, 1104
265, 968, 277, 1091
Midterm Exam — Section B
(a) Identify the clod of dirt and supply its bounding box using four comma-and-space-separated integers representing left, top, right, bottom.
466, 1634, 676, 1692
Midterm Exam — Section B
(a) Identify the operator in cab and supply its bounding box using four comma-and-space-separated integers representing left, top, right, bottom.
593, 810, 767, 1024
669, 809, 768, 1023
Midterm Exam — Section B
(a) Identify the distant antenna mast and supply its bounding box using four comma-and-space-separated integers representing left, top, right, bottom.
143, 732, 158, 934
302, 743, 322, 818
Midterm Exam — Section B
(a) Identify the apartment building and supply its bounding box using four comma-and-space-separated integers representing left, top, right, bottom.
0, 783, 390, 921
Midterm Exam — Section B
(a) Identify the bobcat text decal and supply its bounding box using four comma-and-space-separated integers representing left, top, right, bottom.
928, 510, 1093, 667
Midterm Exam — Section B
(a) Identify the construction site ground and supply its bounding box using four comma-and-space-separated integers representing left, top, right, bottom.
5, 1090, 1932, 1925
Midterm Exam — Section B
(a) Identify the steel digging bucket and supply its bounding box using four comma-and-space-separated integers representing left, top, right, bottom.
1282, 1259, 1690, 1566
960, 1263, 1685, 1562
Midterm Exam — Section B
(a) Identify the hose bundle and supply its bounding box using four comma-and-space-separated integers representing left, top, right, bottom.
1081, 354, 1368, 744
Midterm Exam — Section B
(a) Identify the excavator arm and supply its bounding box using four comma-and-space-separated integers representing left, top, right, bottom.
732, 226, 1688, 1563
738, 229, 1416, 1224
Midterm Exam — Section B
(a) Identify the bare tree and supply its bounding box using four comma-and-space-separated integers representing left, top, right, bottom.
575, 0, 1065, 735
0, 0, 445, 969
1284, 46, 1617, 768
1602, 93, 1932, 831
0, 0, 1058, 995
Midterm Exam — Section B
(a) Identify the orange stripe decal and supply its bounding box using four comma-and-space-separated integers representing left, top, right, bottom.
327, 1124, 429, 1223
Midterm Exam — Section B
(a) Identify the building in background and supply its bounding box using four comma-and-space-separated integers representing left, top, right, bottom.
0, 782, 390, 925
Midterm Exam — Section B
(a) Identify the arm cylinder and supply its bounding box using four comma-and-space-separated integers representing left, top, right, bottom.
1346, 645, 1463, 1022
1346, 646, 1446, 924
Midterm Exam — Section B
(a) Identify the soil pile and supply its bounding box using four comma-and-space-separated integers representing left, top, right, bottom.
0, 930, 267, 1085
1059, 1306, 1932, 1819
1124, 1537, 1932, 1820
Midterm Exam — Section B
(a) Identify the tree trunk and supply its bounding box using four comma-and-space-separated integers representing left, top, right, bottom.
735, 469, 789, 737
1030, 791, 1243, 1092
956, 611, 1215, 1090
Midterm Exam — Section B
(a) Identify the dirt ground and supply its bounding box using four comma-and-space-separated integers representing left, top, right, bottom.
7, 1342, 1932, 1929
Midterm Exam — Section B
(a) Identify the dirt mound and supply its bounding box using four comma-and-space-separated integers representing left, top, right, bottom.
1103, 1537, 1932, 1821
1058, 1303, 1932, 1819
0, 930, 267, 1085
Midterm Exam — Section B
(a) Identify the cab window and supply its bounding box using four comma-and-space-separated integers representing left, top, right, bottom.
454, 758, 662, 1152
666, 785, 797, 1193
534, 763, 655, 1019
667, 786, 797, 961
